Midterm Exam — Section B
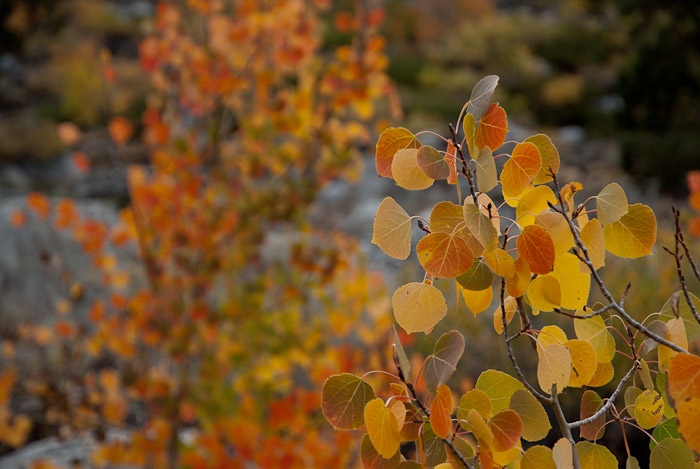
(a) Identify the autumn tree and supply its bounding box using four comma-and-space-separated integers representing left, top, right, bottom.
3, 1, 400, 467
323, 75, 700, 468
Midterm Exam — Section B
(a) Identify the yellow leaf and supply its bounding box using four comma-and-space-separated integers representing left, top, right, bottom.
460, 286, 492, 316
516, 186, 557, 227
465, 408, 494, 446
537, 344, 571, 393
510, 389, 551, 442
603, 203, 656, 258
483, 248, 516, 278
393, 282, 448, 334
458, 389, 493, 421
528, 275, 561, 312
507, 256, 531, 298
536, 325, 567, 357
564, 339, 597, 387
476, 369, 525, 414
522, 445, 556, 469
677, 397, 700, 454
392, 148, 434, 190
596, 183, 628, 225
587, 361, 614, 387
552, 252, 591, 310
494, 296, 517, 334
574, 315, 615, 363
364, 398, 400, 458
576, 441, 617, 469
372, 197, 412, 259
552, 438, 573, 469
634, 390, 664, 429
389, 400, 406, 429
536, 211, 574, 255
659, 317, 688, 372
579, 218, 605, 272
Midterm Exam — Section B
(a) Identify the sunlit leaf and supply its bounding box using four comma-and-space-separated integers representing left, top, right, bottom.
476, 146, 498, 192
360, 433, 401, 469
517, 224, 555, 274
489, 409, 522, 451
322, 373, 376, 429
579, 219, 605, 271
596, 183, 628, 225
475, 370, 525, 415
525, 134, 560, 184
528, 275, 561, 312
457, 259, 493, 291
553, 438, 573, 469
483, 248, 515, 278
536, 325, 568, 356
649, 438, 694, 469
376, 127, 420, 178
501, 142, 542, 197
463, 114, 477, 158
425, 330, 465, 392
580, 390, 605, 440
506, 257, 531, 298
430, 385, 454, 439
417, 145, 450, 180
460, 285, 493, 316
574, 315, 615, 363
372, 197, 413, 259
603, 203, 656, 258
552, 252, 591, 310
466, 75, 500, 122
576, 441, 617, 469
364, 398, 400, 458
538, 344, 571, 393
393, 282, 448, 334
474, 103, 508, 151
510, 389, 551, 442
564, 339, 597, 388
522, 446, 555, 469
458, 389, 493, 422
516, 186, 557, 227
392, 148, 434, 190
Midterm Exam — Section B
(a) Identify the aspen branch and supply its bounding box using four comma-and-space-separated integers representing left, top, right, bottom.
551, 386, 581, 469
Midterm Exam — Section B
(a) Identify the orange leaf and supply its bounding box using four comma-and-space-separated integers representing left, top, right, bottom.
506, 257, 531, 298
668, 354, 700, 402
27, 192, 50, 220
417, 232, 474, 279
9, 210, 26, 228
517, 225, 555, 275
430, 385, 454, 439
72, 151, 91, 172
474, 103, 508, 152
375, 127, 420, 178
108, 117, 134, 145
483, 248, 515, 278
501, 142, 542, 197
489, 409, 522, 452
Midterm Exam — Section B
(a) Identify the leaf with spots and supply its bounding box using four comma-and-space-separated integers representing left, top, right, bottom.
537, 344, 571, 393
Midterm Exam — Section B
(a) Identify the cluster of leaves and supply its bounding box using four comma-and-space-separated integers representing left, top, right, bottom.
2, 0, 400, 467
322, 76, 700, 468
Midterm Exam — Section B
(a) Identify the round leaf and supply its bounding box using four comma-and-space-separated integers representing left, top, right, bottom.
458, 389, 493, 422
564, 339, 597, 388
360, 433, 401, 469
517, 224, 555, 274
476, 369, 524, 414
525, 134, 560, 185
372, 197, 412, 260
510, 389, 551, 442
574, 315, 615, 363
489, 409, 522, 452
537, 344, 572, 393
466, 75, 500, 122
392, 148, 434, 190
392, 282, 448, 334
603, 203, 656, 258
483, 248, 516, 278
457, 259, 493, 291
649, 438, 694, 469
596, 183, 628, 225
521, 446, 556, 469
516, 185, 557, 227
501, 142, 542, 197
376, 127, 420, 178
364, 398, 400, 459
677, 397, 700, 453
417, 232, 473, 279
576, 441, 617, 469
580, 390, 605, 440
417, 145, 450, 180
528, 275, 561, 312
474, 103, 508, 151
322, 373, 376, 430
459, 285, 492, 316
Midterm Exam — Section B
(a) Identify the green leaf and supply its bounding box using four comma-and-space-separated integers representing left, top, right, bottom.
521, 446, 556, 469
650, 419, 680, 451
576, 441, 617, 469
421, 423, 447, 466
321, 373, 376, 430
649, 438, 694, 469
424, 330, 465, 392
456, 259, 493, 291
360, 433, 401, 469
393, 326, 411, 380
510, 389, 551, 442
475, 369, 524, 413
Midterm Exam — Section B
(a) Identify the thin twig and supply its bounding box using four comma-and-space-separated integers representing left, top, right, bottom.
448, 123, 477, 203
675, 206, 700, 283
669, 207, 700, 325
569, 363, 637, 429
552, 304, 615, 319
